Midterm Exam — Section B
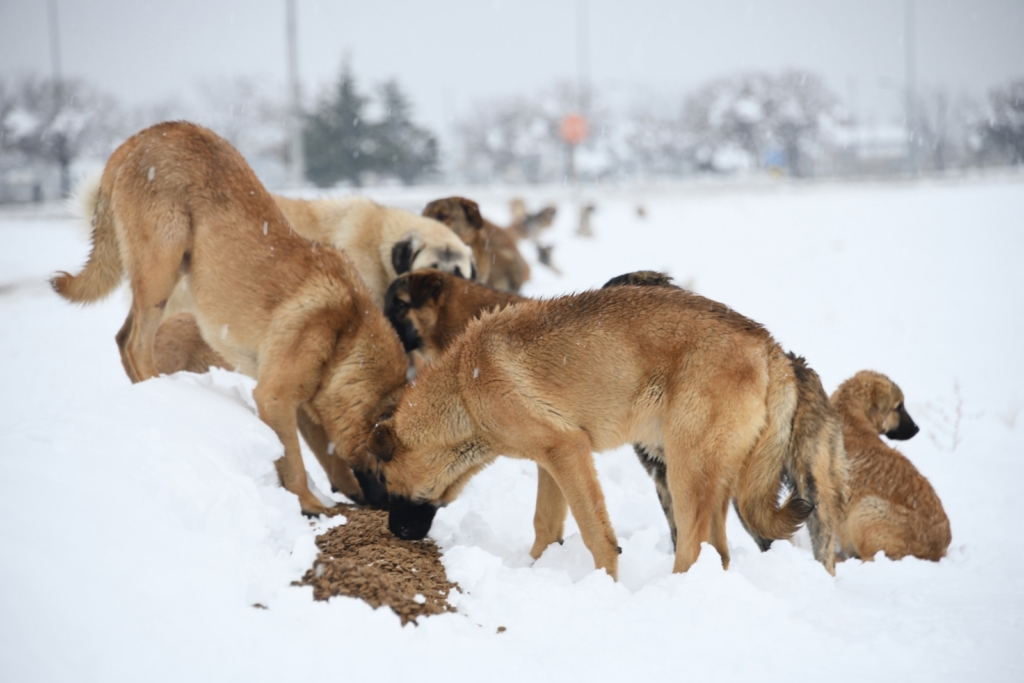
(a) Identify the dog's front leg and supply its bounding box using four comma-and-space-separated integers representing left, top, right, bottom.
530, 465, 568, 559
254, 386, 330, 517
539, 432, 619, 580
296, 406, 365, 504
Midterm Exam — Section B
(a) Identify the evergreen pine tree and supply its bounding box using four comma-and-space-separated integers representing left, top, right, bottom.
371, 80, 439, 185
303, 62, 372, 187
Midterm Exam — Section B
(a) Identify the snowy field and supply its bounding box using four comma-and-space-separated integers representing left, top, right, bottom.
1, 175, 1023, 681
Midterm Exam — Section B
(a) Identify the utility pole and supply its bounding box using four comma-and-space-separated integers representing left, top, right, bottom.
904, 0, 917, 176
577, 0, 590, 116
47, 0, 70, 198
285, 0, 305, 189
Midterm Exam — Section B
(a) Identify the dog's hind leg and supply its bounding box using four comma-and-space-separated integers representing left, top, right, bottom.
530, 465, 568, 559
663, 437, 719, 573
634, 444, 677, 548
121, 217, 191, 381
115, 312, 140, 383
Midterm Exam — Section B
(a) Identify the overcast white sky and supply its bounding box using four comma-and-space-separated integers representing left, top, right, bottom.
2, 0, 1022, 136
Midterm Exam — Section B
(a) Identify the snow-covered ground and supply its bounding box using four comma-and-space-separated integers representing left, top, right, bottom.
1, 175, 1022, 681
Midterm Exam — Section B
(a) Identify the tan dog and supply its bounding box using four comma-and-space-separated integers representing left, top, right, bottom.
383, 270, 845, 568
52, 122, 408, 516
273, 194, 476, 309
115, 310, 388, 507
368, 285, 849, 579
831, 371, 950, 561
422, 196, 531, 292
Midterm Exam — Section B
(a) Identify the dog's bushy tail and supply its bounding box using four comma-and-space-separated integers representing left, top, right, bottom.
51, 173, 123, 303
735, 348, 815, 544
785, 352, 849, 574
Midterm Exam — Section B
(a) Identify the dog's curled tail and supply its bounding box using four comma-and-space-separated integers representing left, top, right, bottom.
735, 349, 815, 544
51, 173, 123, 303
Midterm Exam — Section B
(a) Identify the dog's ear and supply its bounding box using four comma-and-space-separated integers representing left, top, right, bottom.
408, 270, 446, 306
422, 199, 450, 225
392, 235, 423, 275
456, 197, 484, 230
368, 421, 396, 463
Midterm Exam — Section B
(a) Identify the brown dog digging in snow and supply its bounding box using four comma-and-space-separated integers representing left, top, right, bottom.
368, 284, 849, 579
52, 121, 408, 515
831, 371, 951, 561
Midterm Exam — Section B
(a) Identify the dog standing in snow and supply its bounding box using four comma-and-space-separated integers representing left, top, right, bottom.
369, 284, 849, 579
52, 121, 408, 515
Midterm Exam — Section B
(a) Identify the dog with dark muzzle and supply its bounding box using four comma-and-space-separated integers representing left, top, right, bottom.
368, 284, 850, 579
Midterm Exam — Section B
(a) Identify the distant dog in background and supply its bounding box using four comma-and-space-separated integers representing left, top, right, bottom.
422, 196, 531, 292
831, 371, 950, 561
509, 198, 558, 241
274, 194, 477, 308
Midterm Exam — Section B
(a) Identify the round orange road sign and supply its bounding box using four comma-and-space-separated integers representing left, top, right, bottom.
561, 113, 588, 145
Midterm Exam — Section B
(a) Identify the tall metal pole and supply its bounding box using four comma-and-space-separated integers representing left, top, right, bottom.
285, 0, 305, 189
904, 0, 917, 176
576, 0, 590, 115
47, 0, 70, 198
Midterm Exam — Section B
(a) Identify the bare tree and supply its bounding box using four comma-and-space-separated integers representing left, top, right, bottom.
682, 70, 841, 176
623, 103, 695, 176
455, 82, 616, 183
3, 75, 123, 196
194, 75, 290, 164
982, 79, 1024, 165
915, 88, 983, 171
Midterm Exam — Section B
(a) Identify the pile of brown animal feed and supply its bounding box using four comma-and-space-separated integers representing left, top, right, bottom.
296, 504, 459, 625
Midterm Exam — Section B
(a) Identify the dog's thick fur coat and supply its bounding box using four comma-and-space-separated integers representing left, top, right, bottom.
370, 285, 849, 578
383, 269, 846, 567
52, 121, 408, 515
274, 194, 476, 309
831, 371, 950, 561
422, 196, 531, 292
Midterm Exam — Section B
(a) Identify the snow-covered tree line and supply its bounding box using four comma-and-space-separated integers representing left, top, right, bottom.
2, 67, 1023, 200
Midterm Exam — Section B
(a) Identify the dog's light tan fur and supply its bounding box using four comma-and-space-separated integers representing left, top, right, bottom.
52, 121, 408, 515
273, 194, 476, 309
831, 371, 951, 561
373, 286, 848, 579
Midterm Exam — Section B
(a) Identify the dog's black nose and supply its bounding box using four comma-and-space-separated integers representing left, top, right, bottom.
885, 405, 920, 441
